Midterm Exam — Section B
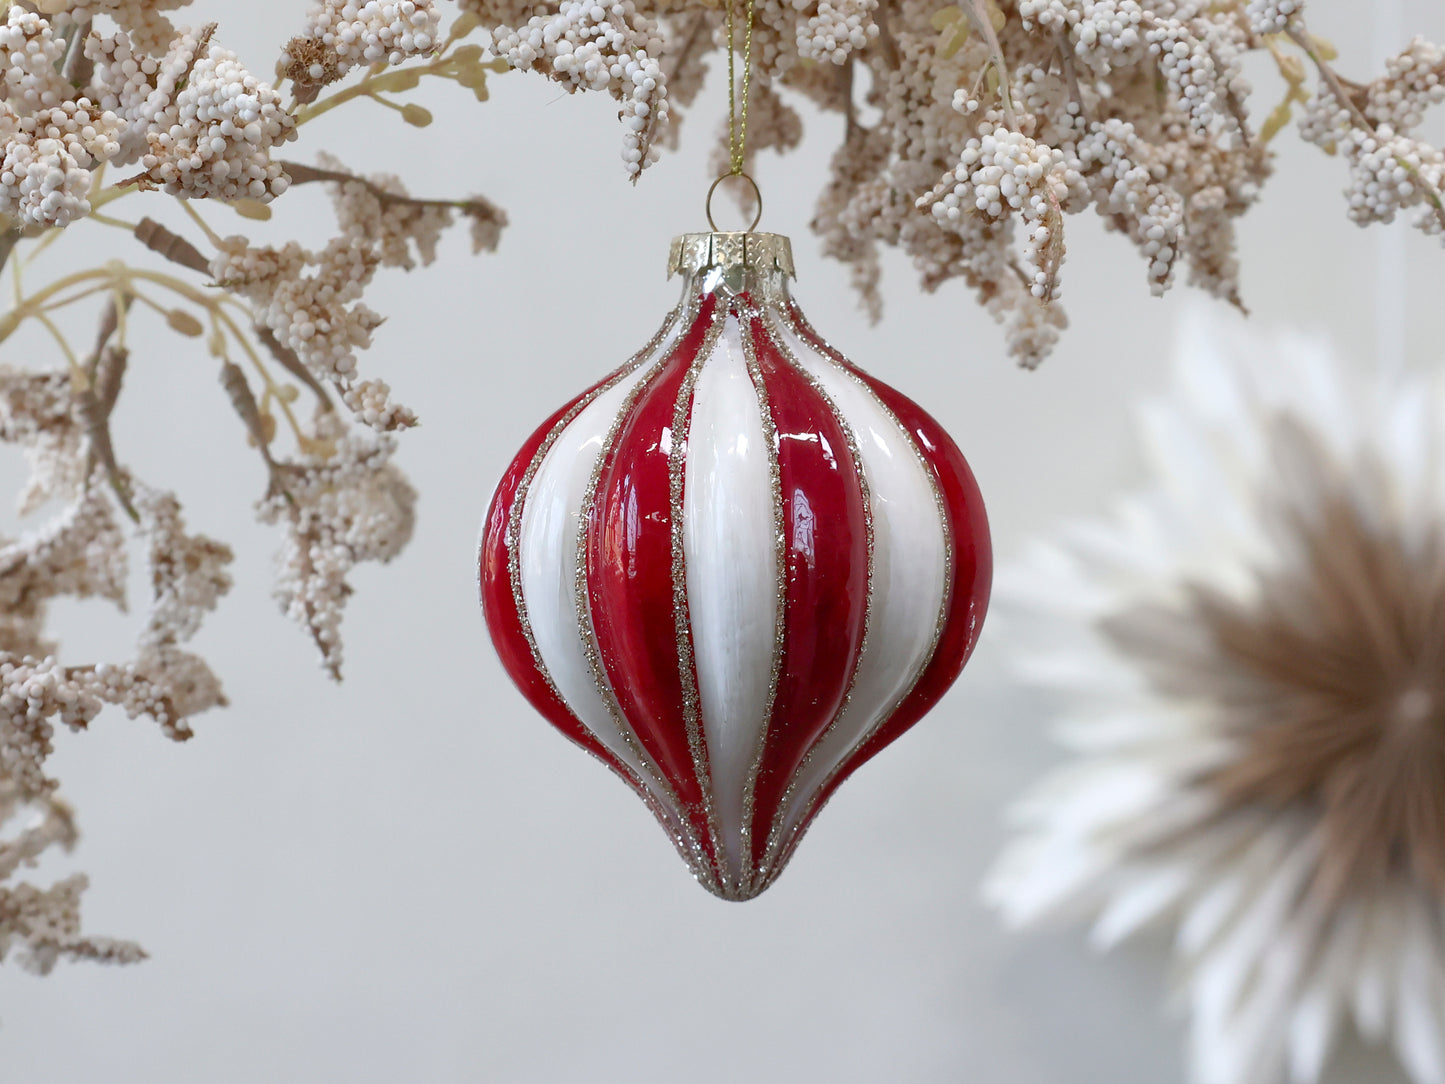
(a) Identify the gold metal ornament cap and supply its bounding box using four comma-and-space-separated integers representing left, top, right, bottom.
667, 231, 795, 281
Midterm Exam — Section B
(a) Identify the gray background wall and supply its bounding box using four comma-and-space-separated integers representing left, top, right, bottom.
2, 1, 1443, 1080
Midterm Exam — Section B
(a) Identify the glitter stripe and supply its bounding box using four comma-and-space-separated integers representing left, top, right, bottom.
668, 311, 733, 893
734, 309, 790, 898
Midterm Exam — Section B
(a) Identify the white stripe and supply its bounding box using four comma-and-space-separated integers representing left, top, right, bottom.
683, 317, 779, 881
517, 338, 677, 794
773, 323, 949, 840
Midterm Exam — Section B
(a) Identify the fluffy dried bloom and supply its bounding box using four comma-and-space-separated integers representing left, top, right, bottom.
216, 156, 507, 431
208, 232, 426, 434
258, 413, 416, 678
0, 368, 87, 514
988, 315, 1445, 1084
463, 194, 507, 253
134, 487, 234, 648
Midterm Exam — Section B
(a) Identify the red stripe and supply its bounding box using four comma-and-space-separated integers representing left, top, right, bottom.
585, 298, 719, 869
788, 302, 992, 819
746, 314, 870, 868
479, 377, 642, 788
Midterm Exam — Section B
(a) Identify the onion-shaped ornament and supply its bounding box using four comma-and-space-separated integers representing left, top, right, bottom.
480, 232, 991, 900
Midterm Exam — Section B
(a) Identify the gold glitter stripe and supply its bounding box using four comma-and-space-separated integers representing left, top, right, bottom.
751, 307, 876, 886
669, 308, 733, 896
759, 300, 954, 888
735, 310, 789, 899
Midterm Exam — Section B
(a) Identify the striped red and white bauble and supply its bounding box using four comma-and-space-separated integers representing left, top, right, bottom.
480, 232, 991, 900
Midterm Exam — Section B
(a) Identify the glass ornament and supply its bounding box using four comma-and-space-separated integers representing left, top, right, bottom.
480, 232, 991, 899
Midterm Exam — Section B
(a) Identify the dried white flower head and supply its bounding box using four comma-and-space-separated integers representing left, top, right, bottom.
257, 412, 416, 679
212, 235, 382, 385
988, 315, 1445, 1084
317, 151, 450, 270
280, 0, 441, 101
135, 37, 296, 201
0, 10, 122, 227
487, 0, 670, 176
0, 778, 143, 972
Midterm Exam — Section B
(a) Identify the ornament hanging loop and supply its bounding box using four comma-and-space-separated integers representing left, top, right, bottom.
705, 172, 763, 233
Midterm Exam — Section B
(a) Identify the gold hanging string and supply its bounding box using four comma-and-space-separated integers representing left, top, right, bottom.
725, 0, 756, 176
706, 0, 761, 232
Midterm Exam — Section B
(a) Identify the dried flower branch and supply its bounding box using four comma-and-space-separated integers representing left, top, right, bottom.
0, 0, 504, 966
467, 0, 1445, 366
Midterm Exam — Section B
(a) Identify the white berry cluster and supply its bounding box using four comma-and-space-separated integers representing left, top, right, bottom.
0, 100, 120, 227
60, 0, 190, 57
1245, 0, 1301, 36
0, 10, 121, 227
258, 414, 416, 678
1343, 128, 1444, 236
793, 0, 878, 65
1364, 37, 1445, 134
318, 152, 450, 270
280, 0, 440, 98
1144, 16, 1247, 135
136, 43, 296, 201
84, 30, 167, 164
1078, 118, 1185, 293
0, 9, 70, 109
488, 0, 669, 176
135, 488, 234, 648
920, 123, 1081, 301
0, 656, 89, 796
212, 236, 383, 384
342, 379, 419, 431
1297, 36, 1445, 244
